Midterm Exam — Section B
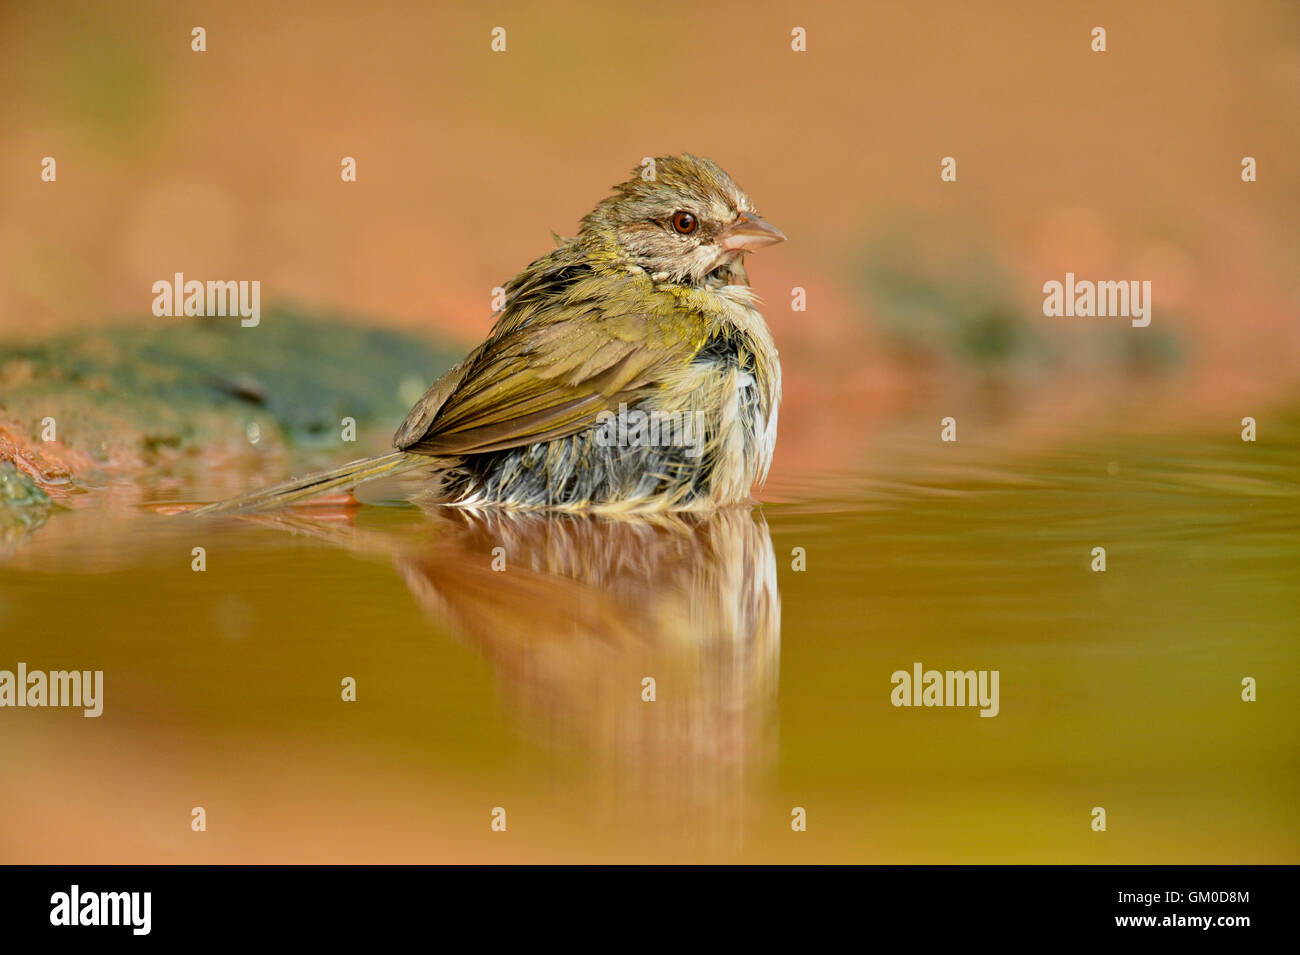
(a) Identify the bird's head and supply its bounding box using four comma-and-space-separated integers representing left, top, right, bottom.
580, 154, 785, 288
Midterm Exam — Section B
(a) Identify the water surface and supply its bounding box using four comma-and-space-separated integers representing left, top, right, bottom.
1, 409, 1295, 863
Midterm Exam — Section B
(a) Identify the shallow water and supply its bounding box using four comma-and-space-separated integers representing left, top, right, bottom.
1, 409, 1296, 863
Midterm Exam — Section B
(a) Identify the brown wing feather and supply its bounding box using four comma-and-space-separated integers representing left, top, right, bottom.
393, 268, 706, 457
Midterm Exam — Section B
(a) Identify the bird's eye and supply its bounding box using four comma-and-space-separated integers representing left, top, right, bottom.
671, 211, 698, 235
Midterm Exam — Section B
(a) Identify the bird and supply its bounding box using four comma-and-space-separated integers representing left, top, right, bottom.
192, 154, 785, 515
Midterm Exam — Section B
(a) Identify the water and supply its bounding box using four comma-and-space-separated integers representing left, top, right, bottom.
1, 414, 1296, 863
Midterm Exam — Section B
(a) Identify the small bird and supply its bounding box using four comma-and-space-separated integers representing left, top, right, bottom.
194, 155, 785, 515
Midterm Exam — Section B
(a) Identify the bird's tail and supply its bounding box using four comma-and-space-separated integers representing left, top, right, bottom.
188, 450, 429, 516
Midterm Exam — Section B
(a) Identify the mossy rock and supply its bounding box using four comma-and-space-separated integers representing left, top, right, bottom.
0, 461, 52, 540
0, 308, 463, 479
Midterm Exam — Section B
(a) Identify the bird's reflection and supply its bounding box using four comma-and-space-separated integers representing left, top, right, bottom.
396, 505, 781, 835
237, 501, 781, 841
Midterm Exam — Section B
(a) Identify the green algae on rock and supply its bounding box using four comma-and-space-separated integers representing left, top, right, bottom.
0, 308, 464, 487
0, 462, 52, 542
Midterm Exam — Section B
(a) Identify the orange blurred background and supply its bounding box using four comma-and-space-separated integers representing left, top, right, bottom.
2, 0, 1297, 487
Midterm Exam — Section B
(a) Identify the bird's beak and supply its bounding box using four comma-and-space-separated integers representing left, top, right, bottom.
718, 212, 787, 252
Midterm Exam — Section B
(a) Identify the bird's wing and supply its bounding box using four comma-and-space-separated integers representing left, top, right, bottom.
393, 273, 707, 456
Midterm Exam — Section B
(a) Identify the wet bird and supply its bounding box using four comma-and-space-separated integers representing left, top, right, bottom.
193, 154, 785, 515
